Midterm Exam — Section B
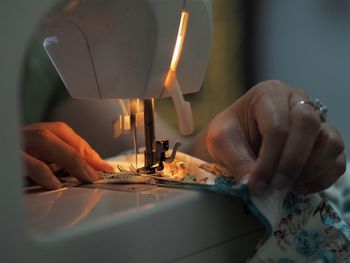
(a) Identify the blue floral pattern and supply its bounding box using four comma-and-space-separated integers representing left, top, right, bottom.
293, 229, 323, 257
245, 192, 350, 263
282, 192, 301, 215
172, 154, 350, 263
114, 153, 350, 263
199, 170, 350, 262
178, 155, 350, 262
210, 170, 350, 262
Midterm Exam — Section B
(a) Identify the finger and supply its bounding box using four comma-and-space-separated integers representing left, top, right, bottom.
272, 93, 321, 190
27, 122, 113, 172
249, 90, 290, 194
46, 122, 114, 171
23, 128, 99, 183
295, 123, 344, 186
206, 115, 256, 182
293, 153, 346, 194
23, 152, 62, 190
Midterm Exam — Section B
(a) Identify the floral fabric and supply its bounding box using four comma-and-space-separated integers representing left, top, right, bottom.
244, 190, 350, 263
107, 153, 350, 263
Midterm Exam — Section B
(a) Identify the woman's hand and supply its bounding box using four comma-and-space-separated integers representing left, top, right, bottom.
22, 122, 114, 190
203, 80, 346, 194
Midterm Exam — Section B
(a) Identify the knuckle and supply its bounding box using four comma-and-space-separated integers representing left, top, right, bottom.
255, 80, 286, 93
328, 135, 345, 156
337, 162, 347, 176
318, 128, 344, 156
206, 122, 234, 160
32, 161, 50, 173
31, 128, 52, 140
22, 129, 53, 154
81, 146, 94, 157
207, 122, 230, 149
52, 121, 69, 131
207, 129, 224, 152
336, 157, 347, 176
294, 108, 321, 131
265, 79, 285, 87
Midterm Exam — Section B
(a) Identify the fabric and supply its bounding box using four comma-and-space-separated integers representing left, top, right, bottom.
102, 152, 350, 263
321, 161, 350, 226
245, 191, 350, 262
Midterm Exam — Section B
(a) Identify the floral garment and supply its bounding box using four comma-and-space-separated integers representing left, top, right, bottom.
101, 152, 350, 263
243, 190, 350, 262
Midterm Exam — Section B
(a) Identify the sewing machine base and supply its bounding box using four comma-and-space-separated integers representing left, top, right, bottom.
25, 183, 264, 262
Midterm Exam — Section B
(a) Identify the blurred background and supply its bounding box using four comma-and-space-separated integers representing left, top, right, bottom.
251, 0, 350, 157
22, 0, 350, 157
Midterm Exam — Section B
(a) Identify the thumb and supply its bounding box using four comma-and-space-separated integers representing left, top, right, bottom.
206, 118, 256, 182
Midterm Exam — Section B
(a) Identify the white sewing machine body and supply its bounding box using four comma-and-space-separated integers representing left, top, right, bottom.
36, 0, 211, 99
0, 0, 263, 262
25, 180, 263, 262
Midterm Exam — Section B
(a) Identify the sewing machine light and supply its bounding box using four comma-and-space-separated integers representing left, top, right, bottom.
165, 10, 194, 135
169, 11, 189, 72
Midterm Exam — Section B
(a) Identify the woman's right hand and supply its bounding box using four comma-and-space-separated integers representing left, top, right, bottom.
22, 122, 114, 190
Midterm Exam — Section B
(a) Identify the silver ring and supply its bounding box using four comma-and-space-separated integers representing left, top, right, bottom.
295, 98, 328, 122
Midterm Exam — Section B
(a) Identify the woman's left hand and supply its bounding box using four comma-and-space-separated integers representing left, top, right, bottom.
202, 80, 346, 195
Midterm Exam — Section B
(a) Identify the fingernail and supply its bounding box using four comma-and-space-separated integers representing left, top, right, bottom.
55, 181, 63, 189
251, 179, 268, 194
97, 171, 104, 180
272, 173, 291, 190
240, 174, 250, 184
86, 165, 100, 181
102, 161, 115, 172
97, 159, 114, 172
47, 179, 62, 190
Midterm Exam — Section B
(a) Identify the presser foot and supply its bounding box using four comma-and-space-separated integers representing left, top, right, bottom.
137, 142, 181, 174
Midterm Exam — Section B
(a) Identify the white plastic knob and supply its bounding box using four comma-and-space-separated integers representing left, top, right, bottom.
165, 71, 194, 135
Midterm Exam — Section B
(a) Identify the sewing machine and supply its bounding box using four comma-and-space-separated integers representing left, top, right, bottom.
0, 0, 263, 262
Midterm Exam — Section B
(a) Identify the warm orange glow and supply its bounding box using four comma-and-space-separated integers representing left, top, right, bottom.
130, 98, 144, 127
124, 116, 131, 130
170, 11, 189, 71
118, 99, 129, 115
136, 98, 140, 112
164, 69, 176, 89
165, 10, 189, 88
130, 98, 141, 114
